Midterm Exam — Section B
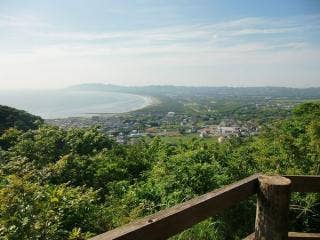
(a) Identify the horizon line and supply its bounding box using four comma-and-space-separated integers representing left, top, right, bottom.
1, 83, 320, 91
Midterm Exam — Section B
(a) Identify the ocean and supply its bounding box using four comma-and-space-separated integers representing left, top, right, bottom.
0, 90, 151, 119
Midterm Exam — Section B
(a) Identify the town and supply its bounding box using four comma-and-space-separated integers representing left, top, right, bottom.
45, 109, 266, 144
45, 90, 303, 144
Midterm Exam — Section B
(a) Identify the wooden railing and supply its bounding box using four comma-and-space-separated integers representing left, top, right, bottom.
90, 174, 320, 240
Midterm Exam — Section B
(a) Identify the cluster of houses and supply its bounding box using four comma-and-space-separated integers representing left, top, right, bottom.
198, 124, 258, 137
46, 111, 259, 144
198, 126, 240, 138
197, 124, 259, 143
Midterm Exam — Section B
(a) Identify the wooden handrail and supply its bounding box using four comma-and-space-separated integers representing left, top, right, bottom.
90, 175, 320, 240
245, 232, 320, 240
285, 175, 320, 192
91, 174, 260, 240
288, 232, 320, 239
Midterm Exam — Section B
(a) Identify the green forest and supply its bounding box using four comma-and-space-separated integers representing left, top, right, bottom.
0, 102, 319, 239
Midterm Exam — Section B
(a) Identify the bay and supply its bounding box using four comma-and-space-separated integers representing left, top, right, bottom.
0, 90, 151, 119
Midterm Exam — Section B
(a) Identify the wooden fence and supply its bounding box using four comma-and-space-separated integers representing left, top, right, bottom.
90, 174, 320, 240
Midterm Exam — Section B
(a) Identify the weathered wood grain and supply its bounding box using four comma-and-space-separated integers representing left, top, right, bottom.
255, 176, 291, 240
285, 175, 320, 193
288, 232, 320, 239
243, 232, 255, 240
244, 232, 320, 240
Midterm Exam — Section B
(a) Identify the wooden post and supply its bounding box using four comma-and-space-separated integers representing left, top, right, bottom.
255, 175, 291, 240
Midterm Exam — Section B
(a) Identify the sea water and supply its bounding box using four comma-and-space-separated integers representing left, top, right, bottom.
0, 90, 150, 119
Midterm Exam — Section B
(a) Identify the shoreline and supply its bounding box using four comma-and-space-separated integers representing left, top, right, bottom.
1, 89, 161, 120
45, 94, 161, 120
80, 95, 161, 116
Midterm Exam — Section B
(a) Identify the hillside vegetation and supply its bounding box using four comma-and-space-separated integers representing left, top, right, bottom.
0, 103, 319, 239
0, 105, 43, 134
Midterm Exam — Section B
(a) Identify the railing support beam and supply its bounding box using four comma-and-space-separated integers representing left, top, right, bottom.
255, 175, 292, 240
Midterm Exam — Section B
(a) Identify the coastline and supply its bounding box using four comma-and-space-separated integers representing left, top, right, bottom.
87, 94, 161, 116
45, 93, 161, 119
81, 94, 160, 115
1, 89, 160, 119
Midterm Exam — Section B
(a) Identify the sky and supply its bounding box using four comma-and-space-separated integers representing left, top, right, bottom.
0, 0, 320, 89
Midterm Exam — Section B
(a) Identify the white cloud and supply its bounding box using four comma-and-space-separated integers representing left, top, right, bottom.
0, 14, 319, 88
0, 14, 50, 28
5, 15, 311, 43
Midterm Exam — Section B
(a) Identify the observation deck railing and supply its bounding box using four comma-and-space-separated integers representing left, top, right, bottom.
90, 174, 320, 240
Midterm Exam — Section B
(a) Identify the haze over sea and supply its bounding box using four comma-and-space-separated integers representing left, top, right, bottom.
0, 90, 151, 119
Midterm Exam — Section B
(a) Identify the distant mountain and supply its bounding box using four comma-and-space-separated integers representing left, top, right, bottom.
0, 105, 43, 134
68, 83, 320, 99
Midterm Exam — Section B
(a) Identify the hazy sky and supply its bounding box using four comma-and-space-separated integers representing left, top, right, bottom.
0, 0, 320, 89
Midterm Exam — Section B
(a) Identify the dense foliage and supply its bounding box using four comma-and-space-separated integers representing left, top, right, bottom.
0, 105, 43, 134
0, 103, 319, 239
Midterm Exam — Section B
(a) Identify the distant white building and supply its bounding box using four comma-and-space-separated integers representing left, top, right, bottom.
167, 112, 175, 117
198, 128, 212, 138
218, 136, 225, 143
217, 126, 240, 136
198, 125, 240, 138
